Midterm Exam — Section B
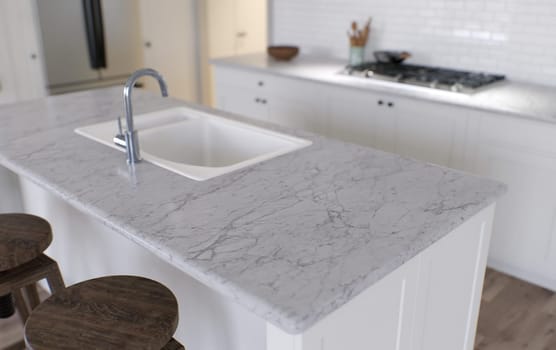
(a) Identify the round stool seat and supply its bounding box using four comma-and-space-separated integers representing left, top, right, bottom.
24, 275, 179, 350
0, 214, 52, 272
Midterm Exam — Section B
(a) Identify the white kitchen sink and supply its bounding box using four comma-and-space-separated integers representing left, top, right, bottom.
75, 107, 311, 181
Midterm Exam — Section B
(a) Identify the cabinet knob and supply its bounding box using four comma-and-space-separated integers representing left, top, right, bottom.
236, 32, 247, 38
30, 53, 37, 60
378, 100, 384, 106
261, 99, 267, 104
255, 98, 261, 103
258, 81, 264, 87
144, 41, 152, 48
388, 102, 394, 107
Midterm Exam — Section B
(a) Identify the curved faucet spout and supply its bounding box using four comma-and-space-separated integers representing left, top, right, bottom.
122, 68, 168, 164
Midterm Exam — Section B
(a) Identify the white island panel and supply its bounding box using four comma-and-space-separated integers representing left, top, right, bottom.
268, 204, 494, 350
19, 177, 267, 350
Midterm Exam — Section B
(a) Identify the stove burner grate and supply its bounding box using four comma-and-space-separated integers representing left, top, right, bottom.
346, 62, 505, 92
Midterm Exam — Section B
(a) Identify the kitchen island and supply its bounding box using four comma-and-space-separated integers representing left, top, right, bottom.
0, 87, 505, 349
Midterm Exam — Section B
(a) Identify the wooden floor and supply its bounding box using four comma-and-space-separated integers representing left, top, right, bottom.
0, 288, 48, 350
475, 269, 556, 350
0, 312, 24, 349
1, 269, 555, 349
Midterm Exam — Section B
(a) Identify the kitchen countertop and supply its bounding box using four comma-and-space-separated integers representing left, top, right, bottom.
0, 87, 505, 333
211, 53, 556, 123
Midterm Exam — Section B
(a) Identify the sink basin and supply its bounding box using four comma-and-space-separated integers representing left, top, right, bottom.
75, 107, 311, 181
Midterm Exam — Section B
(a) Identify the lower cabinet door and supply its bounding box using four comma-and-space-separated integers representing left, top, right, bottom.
325, 87, 381, 148
471, 142, 556, 288
413, 206, 492, 350
391, 98, 468, 168
268, 95, 326, 135
266, 206, 495, 350
270, 258, 420, 350
214, 84, 269, 122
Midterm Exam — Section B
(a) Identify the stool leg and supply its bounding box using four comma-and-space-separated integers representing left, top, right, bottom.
162, 338, 185, 350
0, 293, 15, 318
25, 284, 41, 310
45, 265, 65, 294
13, 289, 29, 323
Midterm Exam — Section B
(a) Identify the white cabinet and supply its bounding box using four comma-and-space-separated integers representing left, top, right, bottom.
324, 86, 380, 148
215, 84, 269, 122
233, 0, 268, 55
391, 98, 468, 168
206, 0, 267, 58
323, 85, 468, 169
214, 67, 325, 133
214, 67, 469, 169
0, 0, 46, 104
267, 77, 327, 135
267, 94, 324, 134
465, 113, 556, 290
213, 67, 269, 121
139, 0, 198, 102
202, 0, 267, 105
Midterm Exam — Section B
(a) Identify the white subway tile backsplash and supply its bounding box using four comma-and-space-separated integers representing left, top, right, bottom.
271, 0, 556, 86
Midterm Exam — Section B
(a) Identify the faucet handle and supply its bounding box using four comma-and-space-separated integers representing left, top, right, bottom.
113, 116, 127, 148
117, 116, 124, 135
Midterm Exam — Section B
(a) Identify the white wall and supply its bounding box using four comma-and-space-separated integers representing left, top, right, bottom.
271, 0, 556, 86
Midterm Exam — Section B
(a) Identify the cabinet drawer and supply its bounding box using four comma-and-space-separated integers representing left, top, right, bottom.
214, 83, 269, 121
213, 66, 272, 90
267, 74, 323, 96
479, 112, 556, 155
213, 66, 325, 96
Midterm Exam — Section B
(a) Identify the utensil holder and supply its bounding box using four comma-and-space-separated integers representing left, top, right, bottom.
349, 46, 365, 66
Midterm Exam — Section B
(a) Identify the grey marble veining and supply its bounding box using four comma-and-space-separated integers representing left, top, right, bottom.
0, 87, 505, 333
211, 53, 556, 123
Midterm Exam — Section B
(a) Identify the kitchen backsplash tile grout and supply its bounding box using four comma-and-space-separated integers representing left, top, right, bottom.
271, 0, 556, 86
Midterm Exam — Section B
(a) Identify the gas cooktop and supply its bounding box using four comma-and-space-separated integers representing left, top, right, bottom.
343, 62, 505, 93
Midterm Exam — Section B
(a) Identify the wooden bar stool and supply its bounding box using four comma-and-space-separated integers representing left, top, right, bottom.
24, 275, 185, 350
0, 213, 65, 322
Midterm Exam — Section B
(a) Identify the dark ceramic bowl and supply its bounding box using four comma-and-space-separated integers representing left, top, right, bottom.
268, 46, 299, 61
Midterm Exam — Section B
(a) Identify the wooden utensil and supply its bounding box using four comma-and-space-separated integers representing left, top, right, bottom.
348, 18, 372, 47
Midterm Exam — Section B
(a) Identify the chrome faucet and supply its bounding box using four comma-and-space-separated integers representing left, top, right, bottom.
115, 68, 168, 164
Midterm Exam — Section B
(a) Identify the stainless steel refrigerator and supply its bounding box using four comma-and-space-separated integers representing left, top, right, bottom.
36, 0, 143, 94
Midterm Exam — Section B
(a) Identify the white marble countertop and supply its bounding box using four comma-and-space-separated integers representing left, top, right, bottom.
211, 53, 556, 123
0, 87, 505, 333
